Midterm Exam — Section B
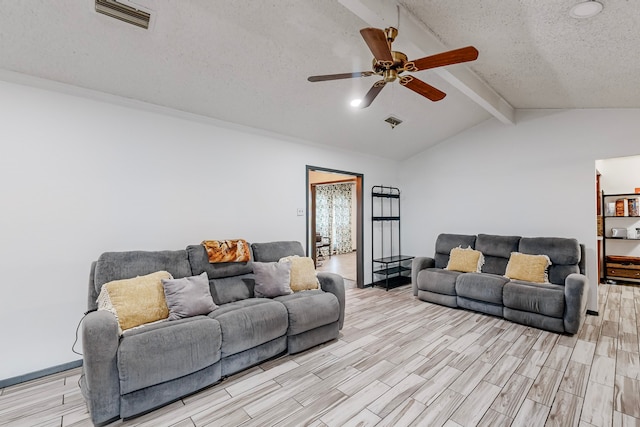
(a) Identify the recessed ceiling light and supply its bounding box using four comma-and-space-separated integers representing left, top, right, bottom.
570, 1, 603, 19
350, 99, 362, 107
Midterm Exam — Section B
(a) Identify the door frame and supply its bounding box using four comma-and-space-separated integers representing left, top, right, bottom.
306, 165, 364, 288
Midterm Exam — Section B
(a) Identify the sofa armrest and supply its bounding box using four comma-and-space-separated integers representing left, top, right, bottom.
412, 257, 435, 296
564, 273, 589, 334
81, 310, 121, 425
317, 272, 346, 330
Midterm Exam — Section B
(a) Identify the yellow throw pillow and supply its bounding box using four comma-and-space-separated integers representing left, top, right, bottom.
97, 271, 172, 334
279, 256, 320, 291
505, 252, 552, 283
446, 246, 484, 273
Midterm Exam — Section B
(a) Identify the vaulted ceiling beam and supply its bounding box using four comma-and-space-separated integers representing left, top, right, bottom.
339, 0, 515, 124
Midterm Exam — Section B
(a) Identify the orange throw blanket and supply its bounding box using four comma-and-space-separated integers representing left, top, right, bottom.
201, 239, 250, 263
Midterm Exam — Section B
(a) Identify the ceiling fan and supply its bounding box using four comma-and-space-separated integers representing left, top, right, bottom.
307, 27, 478, 108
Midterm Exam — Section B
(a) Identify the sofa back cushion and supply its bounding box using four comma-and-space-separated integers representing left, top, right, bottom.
207, 274, 255, 305
434, 234, 476, 269
252, 241, 305, 262
476, 234, 521, 275
186, 244, 255, 305
90, 250, 191, 311
186, 244, 253, 279
518, 237, 581, 285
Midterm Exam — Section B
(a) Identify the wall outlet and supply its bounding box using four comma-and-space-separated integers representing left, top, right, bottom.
296, 208, 304, 216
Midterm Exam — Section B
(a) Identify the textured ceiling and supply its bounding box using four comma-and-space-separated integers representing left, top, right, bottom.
0, 1, 638, 160
401, 0, 640, 108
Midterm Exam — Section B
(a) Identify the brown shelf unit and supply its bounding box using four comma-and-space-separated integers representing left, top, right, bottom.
601, 192, 640, 284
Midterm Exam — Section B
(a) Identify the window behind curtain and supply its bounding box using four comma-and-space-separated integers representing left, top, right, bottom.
316, 183, 353, 255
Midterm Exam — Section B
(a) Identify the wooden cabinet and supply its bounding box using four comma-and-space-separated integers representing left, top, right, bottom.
606, 263, 640, 280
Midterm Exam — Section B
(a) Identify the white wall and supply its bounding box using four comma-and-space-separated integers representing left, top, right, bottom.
399, 109, 640, 313
596, 155, 640, 195
4, 79, 639, 382
0, 79, 398, 381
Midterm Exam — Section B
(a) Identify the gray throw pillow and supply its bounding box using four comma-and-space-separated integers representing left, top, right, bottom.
253, 261, 292, 298
161, 272, 218, 320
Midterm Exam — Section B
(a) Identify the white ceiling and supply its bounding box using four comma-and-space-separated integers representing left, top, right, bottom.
1, 0, 638, 160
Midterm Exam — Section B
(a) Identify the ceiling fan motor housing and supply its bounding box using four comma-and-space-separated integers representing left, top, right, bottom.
373, 51, 408, 82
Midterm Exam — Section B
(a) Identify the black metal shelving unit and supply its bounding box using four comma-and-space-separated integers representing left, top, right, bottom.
371, 185, 413, 290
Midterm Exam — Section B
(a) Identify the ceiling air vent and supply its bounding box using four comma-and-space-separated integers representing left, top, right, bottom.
95, 0, 151, 29
384, 116, 403, 129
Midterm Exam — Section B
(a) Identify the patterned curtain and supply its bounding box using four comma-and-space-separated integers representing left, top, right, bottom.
316, 183, 353, 255
316, 188, 332, 256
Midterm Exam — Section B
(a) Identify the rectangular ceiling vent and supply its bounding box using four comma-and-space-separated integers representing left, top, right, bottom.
384, 116, 403, 129
95, 0, 151, 29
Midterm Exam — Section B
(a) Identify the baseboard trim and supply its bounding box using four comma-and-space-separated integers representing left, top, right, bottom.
587, 309, 599, 316
0, 359, 83, 389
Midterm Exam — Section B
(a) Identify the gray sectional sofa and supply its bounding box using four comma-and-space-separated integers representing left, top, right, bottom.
81, 241, 345, 425
412, 233, 589, 334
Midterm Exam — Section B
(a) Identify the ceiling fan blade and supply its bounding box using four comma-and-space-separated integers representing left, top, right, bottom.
399, 75, 446, 102
360, 27, 393, 65
307, 71, 374, 82
406, 46, 478, 72
360, 80, 386, 108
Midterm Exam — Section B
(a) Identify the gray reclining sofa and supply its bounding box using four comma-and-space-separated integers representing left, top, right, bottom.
412, 233, 588, 334
81, 241, 345, 425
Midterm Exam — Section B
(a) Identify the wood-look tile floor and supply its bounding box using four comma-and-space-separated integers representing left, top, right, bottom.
316, 252, 357, 282
2, 283, 639, 427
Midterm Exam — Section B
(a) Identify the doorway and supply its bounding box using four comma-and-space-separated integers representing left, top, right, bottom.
595, 155, 640, 287
306, 166, 364, 288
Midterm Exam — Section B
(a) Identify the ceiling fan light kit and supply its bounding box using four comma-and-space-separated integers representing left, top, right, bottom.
570, 1, 604, 19
307, 26, 478, 108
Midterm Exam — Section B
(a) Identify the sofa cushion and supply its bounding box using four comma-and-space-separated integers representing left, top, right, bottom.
274, 291, 339, 335
94, 250, 192, 295
208, 274, 255, 305
503, 281, 565, 318
434, 234, 476, 268
186, 244, 253, 279
548, 264, 580, 286
505, 252, 551, 283
252, 241, 305, 262
417, 290, 457, 307
117, 316, 221, 394
457, 297, 503, 317
417, 268, 461, 296
97, 271, 171, 334
519, 237, 580, 265
476, 234, 521, 275
446, 247, 484, 273
503, 307, 565, 334
208, 299, 288, 357
253, 261, 293, 298
519, 237, 581, 285
279, 256, 320, 291
455, 272, 508, 305
161, 272, 218, 320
